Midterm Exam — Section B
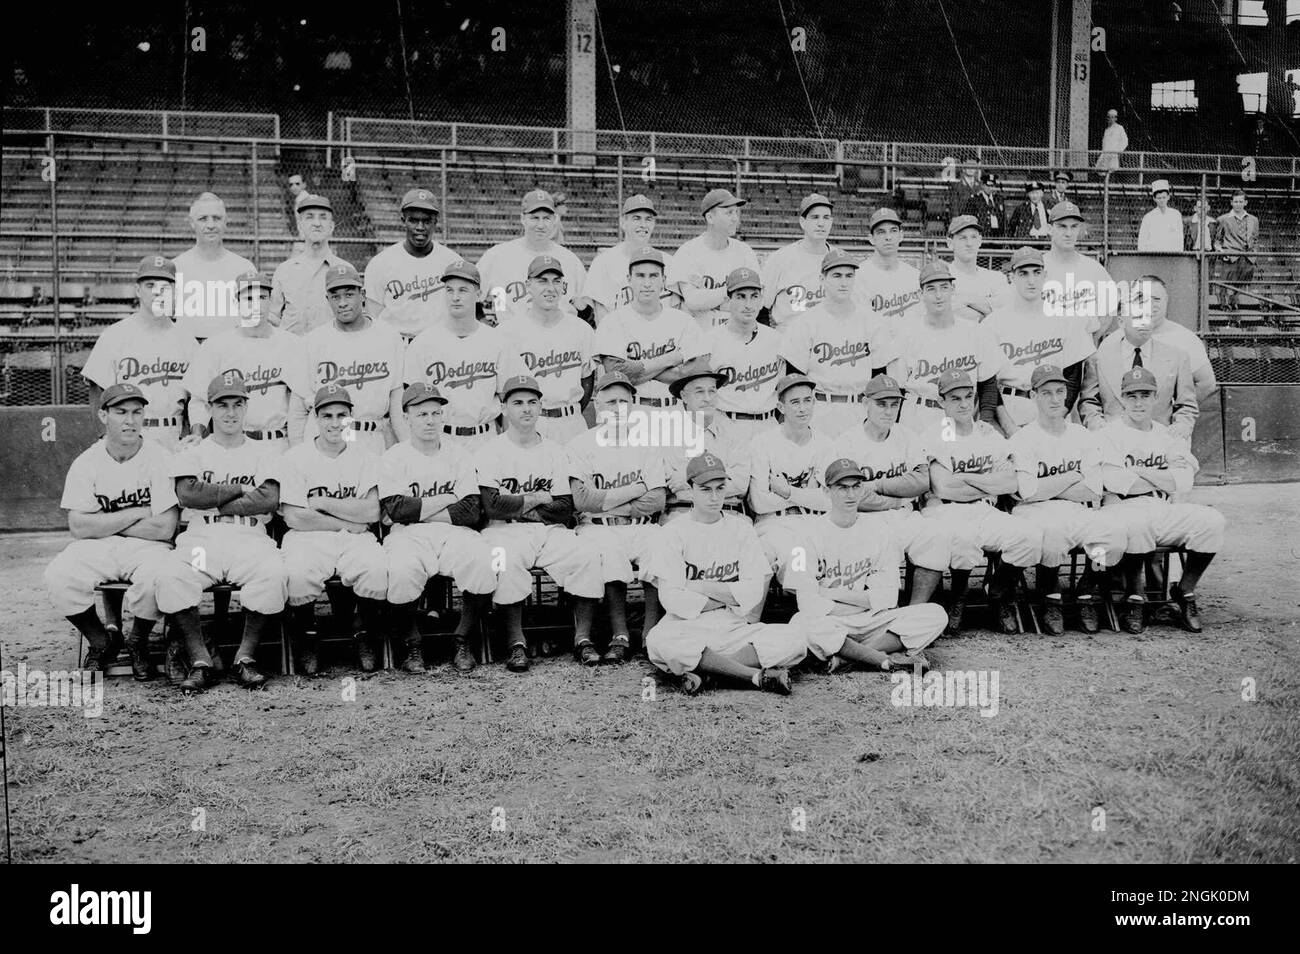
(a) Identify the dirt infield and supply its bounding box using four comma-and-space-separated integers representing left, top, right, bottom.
3, 483, 1298, 863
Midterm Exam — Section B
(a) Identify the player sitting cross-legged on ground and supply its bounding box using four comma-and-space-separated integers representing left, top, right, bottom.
1007, 365, 1127, 635
645, 452, 807, 695
153, 373, 289, 691
380, 382, 498, 674
476, 374, 605, 672
923, 369, 1043, 635
788, 458, 948, 673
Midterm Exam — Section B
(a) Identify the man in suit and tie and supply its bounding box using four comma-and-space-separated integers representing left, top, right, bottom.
1009, 180, 1052, 242
1080, 308, 1198, 443
948, 158, 981, 221
961, 172, 1005, 238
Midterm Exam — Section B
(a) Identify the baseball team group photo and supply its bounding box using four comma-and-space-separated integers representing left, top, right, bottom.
1, 0, 1297, 875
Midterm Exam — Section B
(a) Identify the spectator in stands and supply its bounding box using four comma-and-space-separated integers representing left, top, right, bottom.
171, 192, 257, 342
552, 192, 568, 246
1009, 180, 1052, 242
1212, 190, 1260, 311
1137, 180, 1184, 252
960, 172, 1005, 238
1186, 198, 1214, 252
1096, 108, 1128, 174
948, 158, 980, 221
286, 174, 307, 226
1129, 274, 1217, 405
1249, 116, 1271, 156
1048, 171, 1072, 209
269, 194, 342, 335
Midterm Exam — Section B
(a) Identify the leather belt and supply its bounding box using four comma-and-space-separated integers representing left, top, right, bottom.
587, 515, 652, 526
633, 395, 672, 408
912, 395, 942, 409
1000, 386, 1031, 399
1118, 490, 1169, 501
201, 514, 261, 527
542, 404, 579, 419
348, 418, 382, 433
724, 409, 776, 421
772, 505, 812, 517
668, 500, 745, 513
814, 392, 862, 404
143, 416, 181, 427
444, 421, 494, 436
245, 427, 287, 440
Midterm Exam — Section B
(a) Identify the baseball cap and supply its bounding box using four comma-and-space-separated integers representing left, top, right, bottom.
207, 371, 249, 403
918, 260, 955, 287
775, 373, 815, 400
622, 194, 656, 216
669, 368, 729, 400
1049, 201, 1084, 224
236, 269, 273, 294
527, 255, 564, 279
1030, 365, 1068, 390
628, 246, 665, 269
296, 193, 333, 214
314, 383, 354, 411
980, 171, 999, 186
401, 188, 438, 213
686, 452, 728, 486
1024, 180, 1045, 193
824, 458, 866, 486
593, 369, 636, 395
1054, 170, 1072, 182
701, 188, 746, 216
401, 382, 449, 409
1150, 179, 1171, 195
937, 368, 974, 396
441, 260, 481, 286
947, 214, 982, 237
868, 208, 903, 232
799, 193, 832, 217
100, 382, 148, 410
821, 249, 858, 273
726, 267, 762, 294
863, 375, 904, 400
521, 189, 556, 214
325, 261, 363, 291
1121, 367, 1158, 394
1009, 246, 1046, 271
135, 254, 176, 283
499, 374, 543, 401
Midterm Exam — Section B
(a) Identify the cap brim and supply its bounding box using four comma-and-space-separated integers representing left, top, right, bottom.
528, 269, 564, 280
870, 218, 902, 231
404, 395, 449, 408
208, 389, 248, 402
688, 470, 728, 486
103, 396, 148, 409
523, 204, 555, 214
502, 386, 544, 400
728, 283, 761, 294
865, 388, 903, 399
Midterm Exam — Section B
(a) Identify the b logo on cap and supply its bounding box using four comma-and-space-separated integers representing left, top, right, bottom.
222, 370, 241, 387
154, 256, 165, 267
702, 453, 719, 467
418, 191, 429, 200
327, 383, 340, 393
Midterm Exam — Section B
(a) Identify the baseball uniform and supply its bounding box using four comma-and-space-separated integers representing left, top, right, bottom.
44, 438, 176, 622
82, 315, 198, 452
888, 320, 1006, 433
643, 511, 807, 676
748, 427, 835, 582
853, 255, 921, 333
278, 439, 387, 605
475, 434, 604, 604
951, 262, 1010, 322
477, 238, 587, 324
302, 318, 406, 456
661, 416, 751, 520
402, 320, 526, 449
984, 307, 1095, 427
152, 437, 288, 617
585, 245, 682, 314
786, 514, 947, 660
171, 246, 256, 341
702, 321, 785, 442
921, 420, 1042, 570
568, 427, 666, 584
1042, 250, 1115, 335
592, 304, 705, 407
779, 303, 892, 437
761, 241, 832, 331
364, 240, 461, 339
512, 311, 595, 443
667, 235, 760, 331
379, 439, 497, 604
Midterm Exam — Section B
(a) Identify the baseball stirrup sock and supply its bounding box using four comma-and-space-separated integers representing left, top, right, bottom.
68, 608, 112, 650
236, 611, 273, 662
172, 607, 212, 668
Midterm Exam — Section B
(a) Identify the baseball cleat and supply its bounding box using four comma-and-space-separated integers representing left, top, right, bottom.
997, 601, 1020, 635
355, 633, 377, 673
126, 639, 153, 681
1076, 596, 1101, 634
82, 646, 107, 672
944, 599, 966, 637
164, 639, 189, 685
233, 660, 267, 688
1171, 586, 1202, 633
758, 668, 793, 695
1122, 595, 1147, 635
179, 665, 212, 693
679, 672, 704, 695
452, 638, 477, 673
576, 640, 601, 666
602, 640, 628, 664
400, 651, 426, 674
506, 643, 530, 673
1042, 596, 1065, 636
295, 637, 320, 678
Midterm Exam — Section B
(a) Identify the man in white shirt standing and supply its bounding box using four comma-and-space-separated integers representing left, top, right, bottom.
364, 187, 461, 341
852, 208, 921, 336
1042, 202, 1118, 339
760, 193, 836, 331
586, 195, 677, 325
1097, 108, 1128, 173
947, 214, 1009, 323
477, 189, 587, 324
668, 188, 761, 332
1137, 180, 1184, 252
171, 192, 256, 342
270, 194, 341, 336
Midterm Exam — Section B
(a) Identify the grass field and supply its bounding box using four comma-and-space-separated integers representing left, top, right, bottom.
3, 482, 1299, 863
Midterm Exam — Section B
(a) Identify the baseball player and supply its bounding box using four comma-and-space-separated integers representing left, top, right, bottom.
787, 458, 948, 673
476, 374, 605, 672
747, 373, 835, 585
152, 373, 288, 691
1096, 367, 1225, 634
946, 214, 1009, 323
852, 208, 921, 335
592, 246, 708, 410
667, 188, 760, 332
171, 192, 257, 342
279, 385, 388, 675
1008, 365, 1127, 635
702, 267, 785, 443
837, 375, 951, 606
269, 193, 341, 335
402, 260, 526, 452
44, 383, 178, 676
569, 370, 668, 662
888, 260, 1005, 434
662, 369, 751, 523
760, 193, 835, 331
585, 195, 680, 324
779, 249, 891, 437
82, 255, 198, 452
922, 369, 1043, 635
364, 187, 461, 340
380, 382, 497, 674
512, 255, 596, 443
643, 452, 806, 695
292, 261, 407, 456
984, 246, 1096, 434
1042, 201, 1118, 339
477, 189, 586, 324
184, 271, 311, 454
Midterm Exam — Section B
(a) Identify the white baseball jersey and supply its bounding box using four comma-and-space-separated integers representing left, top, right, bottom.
82, 315, 198, 423
303, 320, 405, 421
786, 514, 900, 612
184, 327, 310, 432
648, 512, 768, 616
364, 240, 461, 337
748, 427, 836, 516
591, 305, 705, 403
839, 424, 928, 493
511, 312, 595, 408
951, 263, 1009, 321
61, 438, 177, 517
853, 255, 921, 330
474, 433, 573, 503
1042, 250, 1114, 334
278, 438, 379, 511
702, 322, 785, 415
171, 247, 256, 341
567, 428, 666, 519
586, 245, 681, 312
402, 321, 525, 428
780, 303, 891, 395
170, 437, 276, 528
984, 306, 1095, 425
1008, 420, 1103, 499
889, 319, 1005, 404
666, 235, 760, 330
477, 238, 587, 323
761, 241, 830, 329
922, 420, 1012, 505
378, 439, 479, 504
1095, 419, 1196, 496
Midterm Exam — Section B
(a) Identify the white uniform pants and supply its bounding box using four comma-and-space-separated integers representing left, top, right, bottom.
45, 536, 171, 620
282, 529, 388, 605
922, 501, 1042, 569
792, 603, 948, 660
383, 522, 497, 604
154, 524, 287, 615
646, 609, 808, 676
576, 520, 662, 584
1012, 499, 1127, 568
480, 522, 604, 604
1102, 497, 1225, 554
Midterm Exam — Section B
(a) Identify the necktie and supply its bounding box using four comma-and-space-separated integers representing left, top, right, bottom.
1132, 348, 1143, 369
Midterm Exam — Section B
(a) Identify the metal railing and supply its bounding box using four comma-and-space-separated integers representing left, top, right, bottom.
3, 107, 282, 154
